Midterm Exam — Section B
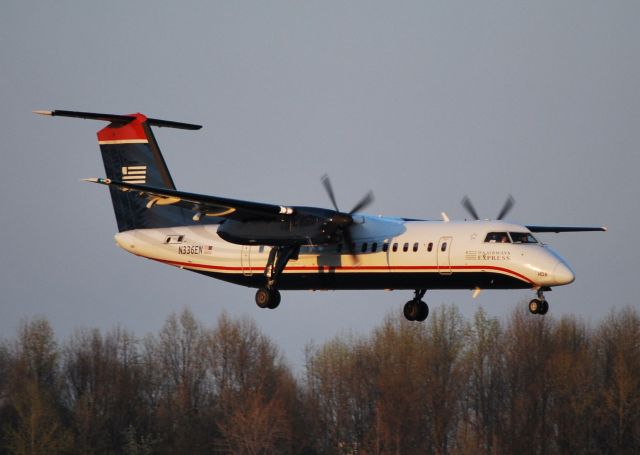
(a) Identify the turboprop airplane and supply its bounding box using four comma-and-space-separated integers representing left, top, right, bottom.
36, 109, 606, 321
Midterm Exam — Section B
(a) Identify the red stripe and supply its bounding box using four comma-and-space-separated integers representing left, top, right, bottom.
97, 113, 148, 142
149, 257, 533, 284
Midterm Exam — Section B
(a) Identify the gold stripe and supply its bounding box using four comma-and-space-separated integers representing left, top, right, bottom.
99, 139, 149, 145
206, 207, 236, 217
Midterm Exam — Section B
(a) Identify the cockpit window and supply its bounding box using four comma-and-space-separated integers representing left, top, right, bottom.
484, 232, 510, 243
509, 232, 538, 244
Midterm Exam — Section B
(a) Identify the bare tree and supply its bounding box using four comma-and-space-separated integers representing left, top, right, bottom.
62, 326, 149, 453
370, 316, 430, 454
208, 313, 297, 454
3, 318, 72, 454
459, 307, 505, 455
547, 316, 595, 454
305, 333, 376, 454
146, 308, 211, 452
594, 307, 640, 454
4, 381, 72, 455
2, 305, 639, 454
500, 306, 555, 454
218, 391, 291, 455
421, 305, 467, 455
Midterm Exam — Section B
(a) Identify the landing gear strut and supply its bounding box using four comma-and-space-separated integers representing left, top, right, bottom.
264, 245, 298, 289
528, 288, 549, 315
255, 245, 298, 310
403, 289, 429, 322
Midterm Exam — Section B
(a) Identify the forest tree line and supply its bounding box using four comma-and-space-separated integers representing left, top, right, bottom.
0, 304, 639, 454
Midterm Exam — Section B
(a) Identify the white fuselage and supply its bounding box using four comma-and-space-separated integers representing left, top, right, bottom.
113, 217, 575, 292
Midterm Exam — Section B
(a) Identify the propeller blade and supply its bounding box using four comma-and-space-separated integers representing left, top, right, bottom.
461, 196, 480, 220
321, 175, 340, 212
349, 191, 374, 215
496, 195, 515, 220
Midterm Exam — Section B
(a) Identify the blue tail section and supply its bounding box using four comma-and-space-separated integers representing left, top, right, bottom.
97, 116, 195, 231
37, 110, 204, 232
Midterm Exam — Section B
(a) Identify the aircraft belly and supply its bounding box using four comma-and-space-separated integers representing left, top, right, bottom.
192, 269, 531, 291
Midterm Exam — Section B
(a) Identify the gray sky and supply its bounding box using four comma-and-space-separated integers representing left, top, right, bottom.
1, 1, 638, 370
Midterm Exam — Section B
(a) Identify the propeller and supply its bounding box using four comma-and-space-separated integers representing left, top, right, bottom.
321, 175, 374, 258
496, 195, 515, 220
461, 194, 515, 220
321, 175, 340, 212
461, 196, 480, 220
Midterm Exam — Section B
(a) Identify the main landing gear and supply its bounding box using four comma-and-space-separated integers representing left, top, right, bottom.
255, 287, 281, 309
528, 288, 549, 315
254, 245, 298, 310
403, 289, 429, 322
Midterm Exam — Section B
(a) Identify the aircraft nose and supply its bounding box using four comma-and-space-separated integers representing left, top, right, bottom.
553, 261, 575, 285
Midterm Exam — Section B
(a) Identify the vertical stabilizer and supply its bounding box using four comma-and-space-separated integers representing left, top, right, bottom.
36, 109, 202, 231
97, 113, 190, 231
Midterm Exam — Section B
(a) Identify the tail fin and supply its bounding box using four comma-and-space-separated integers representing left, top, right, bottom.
37, 110, 201, 231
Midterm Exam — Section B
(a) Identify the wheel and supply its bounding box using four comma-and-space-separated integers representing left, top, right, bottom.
403, 300, 418, 321
539, 299, 549, 315
267, 289, 281, 309
416, 300, 429, 322
255, 287, 272, 308
528, 299, 541, 314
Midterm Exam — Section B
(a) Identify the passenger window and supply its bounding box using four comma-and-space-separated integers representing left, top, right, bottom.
371, 242, 378, 253
484, 232, 510, 243
427, 242, 433, 252
413, 242, 419, 252
382, 243, 389, 252
403, 242, 409, 252
441, 242, 447, 252
165, 235, 184, 244
392, 243, 398, 252
361, 242, 368, 253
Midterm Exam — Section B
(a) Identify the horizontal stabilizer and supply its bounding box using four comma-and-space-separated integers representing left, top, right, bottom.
526, 225, 607, 233
33, 109, 202, 130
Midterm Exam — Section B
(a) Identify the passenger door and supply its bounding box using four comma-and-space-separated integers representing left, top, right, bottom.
241, 245, 252, 276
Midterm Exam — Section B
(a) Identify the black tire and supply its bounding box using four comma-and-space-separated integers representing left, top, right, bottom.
267, 289, 281, 309
403, 300, 418, 321
416, 300, 429, 322
255, 288, 271, 308
528, 299, 540, 314
539, 300, 549, 315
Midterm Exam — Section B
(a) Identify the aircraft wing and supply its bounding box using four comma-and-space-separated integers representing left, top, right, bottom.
526, 225, 607, 233
84, 178, 295, 221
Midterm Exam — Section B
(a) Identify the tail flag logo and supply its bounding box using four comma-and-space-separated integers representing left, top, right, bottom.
121, 165, 147, 184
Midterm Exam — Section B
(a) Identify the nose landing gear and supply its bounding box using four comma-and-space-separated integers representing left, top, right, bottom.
529, 288, 549, 315
403, 289, 429, 322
